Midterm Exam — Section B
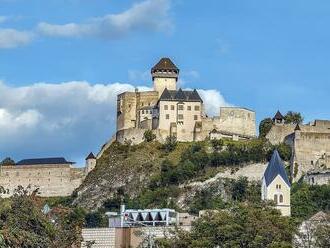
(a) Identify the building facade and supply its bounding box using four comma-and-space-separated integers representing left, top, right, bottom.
0, 153, 97, 197
261, 150, 291, 216
116, 58, 256, 144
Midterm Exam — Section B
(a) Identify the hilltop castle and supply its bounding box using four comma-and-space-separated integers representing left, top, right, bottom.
116, 58, 256, 144
266, 111, 330, 182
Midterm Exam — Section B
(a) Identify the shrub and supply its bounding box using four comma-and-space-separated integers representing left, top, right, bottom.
143, 130, 156, 142
162, 136, 177, 153
259, 118, 273, 138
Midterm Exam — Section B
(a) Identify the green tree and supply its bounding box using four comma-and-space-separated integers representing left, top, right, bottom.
162, 136, 177, 153
157, 203, 295, 248
259, 118, 273, 138
211, 139, 224, 152
85, 211, 108, 228
284, 111, 303, 124
143, 130, 156, 142
0, 157, 15, 166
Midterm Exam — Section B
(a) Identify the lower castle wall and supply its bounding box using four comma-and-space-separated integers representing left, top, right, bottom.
0, 164, 85, 197
293, 132, 330, 180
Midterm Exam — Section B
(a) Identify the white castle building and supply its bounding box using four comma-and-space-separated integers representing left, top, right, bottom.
116, 58, 256, 144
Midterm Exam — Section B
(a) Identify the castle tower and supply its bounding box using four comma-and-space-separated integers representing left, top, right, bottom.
272, 110, 285, 125
85, 152, 96, 174
261, 150, 291, 216
151, 58, 179, 96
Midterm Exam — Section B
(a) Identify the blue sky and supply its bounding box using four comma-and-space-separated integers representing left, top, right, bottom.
0, 0, 329, 166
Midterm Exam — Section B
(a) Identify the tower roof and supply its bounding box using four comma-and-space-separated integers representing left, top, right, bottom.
151, 58, 179, 73
263, 150, 290, 187
86, 152, 96, 160
294, 124, 301, 131
273, 110, 284, 120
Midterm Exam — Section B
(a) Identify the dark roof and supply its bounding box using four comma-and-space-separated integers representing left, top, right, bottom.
85, 152, 96, 160
273, 110, 284, 120
151, 58, 179, 72
159, 88, 203, 102
263, 150, 290, 187
16, 157, 74, 166
294, 124, 301, 131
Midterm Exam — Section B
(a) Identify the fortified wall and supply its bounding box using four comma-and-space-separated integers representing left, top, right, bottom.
0, 154, 97, 197
265, 112, 330, 181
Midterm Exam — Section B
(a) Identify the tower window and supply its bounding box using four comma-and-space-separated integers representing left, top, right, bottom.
194, 115, 198, 120
166, 114, 169, 120
187, 106, 191, 111
171, 105, 175, 110
178, 114, 184, 120
194, 106, 200, 111
164, 105, 168, 110
178, 105, 184, 110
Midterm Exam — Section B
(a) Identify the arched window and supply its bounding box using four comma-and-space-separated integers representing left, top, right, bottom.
273, 194, 278, 204
279, 195, 283, 203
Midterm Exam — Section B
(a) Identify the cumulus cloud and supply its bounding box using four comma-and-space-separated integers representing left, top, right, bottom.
37, 0, 172, 39
0, 80, 230, 164
0, 28, 34, 48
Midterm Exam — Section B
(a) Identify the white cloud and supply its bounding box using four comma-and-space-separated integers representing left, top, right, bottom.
0, 80, 230, 163
0, 28, 34, 48
37, 0, 172, 39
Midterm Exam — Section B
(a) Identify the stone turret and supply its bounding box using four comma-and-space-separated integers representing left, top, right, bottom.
151, 58, 179, 96
85, 152, 96, 174
272, 110, 285, 125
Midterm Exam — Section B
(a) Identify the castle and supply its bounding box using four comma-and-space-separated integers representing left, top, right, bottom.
116, 58, 256, 144
266, 111, 330, 182
0, 152, 96, 197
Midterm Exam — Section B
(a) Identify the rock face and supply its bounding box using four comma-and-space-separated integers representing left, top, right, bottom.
73, 142, 165, 210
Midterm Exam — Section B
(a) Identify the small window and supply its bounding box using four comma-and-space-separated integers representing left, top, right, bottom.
164, 105, 168, 110
274, 194, 278, 204
178, 114, 184, 120
312, 177, 315, 184
187, 106, 191, 111
178, 105, 184, 110
311, 160, 314, 165
171, 105, 175, 110
142, 110, 145, 114
194, 106, 200, 111
166, 114, 170, 119
141, 102, 144, 106
194, 115, 198, 120
279, 195, 283, 203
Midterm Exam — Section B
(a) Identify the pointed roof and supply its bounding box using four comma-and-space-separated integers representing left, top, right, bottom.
159, 89, 203, 102
273, 111, 284, 120
151, 58, 179, 72
175, 88, 185, 100
263, 150, 290, 187
294, 124, 301, 131
86, 152, 96, 160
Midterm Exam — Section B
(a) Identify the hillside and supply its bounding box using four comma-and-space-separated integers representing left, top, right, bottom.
73, 138, 290, 211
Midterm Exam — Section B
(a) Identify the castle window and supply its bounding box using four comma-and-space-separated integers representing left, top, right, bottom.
164, 105, 168, 110
141, 102, 144, 106
178, 114, 184, 120
194, 106, 200, 111
311, 160, 314, 165
5, 172, 9, 176
166, 114, 169, 119
142, 110, 145, 114
273, 194, 278, 204
194, 115, 198, 120
279, 195, 283, 203
276, 184, 281, 189
171, 105, 175, 110
178, 105, 184, 110
312, 177, 315, 184
187, 106, 191, 111
49, 172, 51, 175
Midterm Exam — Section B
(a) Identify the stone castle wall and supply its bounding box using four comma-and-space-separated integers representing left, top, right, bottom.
266, 124, 296, 145
293, 131, 330, 180
0, 164, 85, 197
